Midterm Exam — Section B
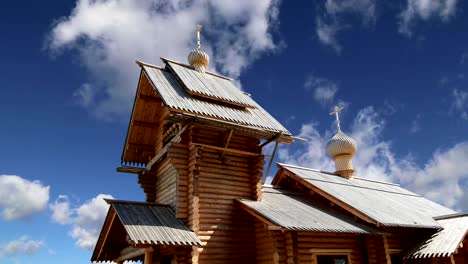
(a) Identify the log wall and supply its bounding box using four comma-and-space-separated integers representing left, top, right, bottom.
254, 220, 278, 264
296, 232, 367, 264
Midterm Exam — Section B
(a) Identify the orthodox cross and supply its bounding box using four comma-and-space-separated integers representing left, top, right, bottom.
196, 24, 202, 49
329, 105, 344, 132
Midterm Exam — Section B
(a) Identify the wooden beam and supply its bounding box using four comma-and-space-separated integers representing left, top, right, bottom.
259, 133, 282, 148
146, 123, 189, 171
139, 94, 161, 103
262, 139, 280, 184
144, 247, 154, 264
97, 210, 116, 261
114, 247, 146, 262
190, 143, 261, 157
133, 120, 159, 129
116, 166, 145, 174
220, 129, 233, 159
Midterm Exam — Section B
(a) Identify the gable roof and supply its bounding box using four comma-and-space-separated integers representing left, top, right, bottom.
406, 213, 468, 259
141, 59, 291, 138
238, 186, 377, 234
92, 200, 201, 262
274, 163, 456, 229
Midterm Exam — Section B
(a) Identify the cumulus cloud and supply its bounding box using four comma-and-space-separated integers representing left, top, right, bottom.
304, 75, 339, 105
50, 195, 73, 225
315, 0, 376, 52
399, 0, 458, 36
451, 89, 468, 120
50, 194, 113, 250
47, 0, 281, 120
279, 106, 468, 210
0, 236, 44, 258
0, 175, 50, 221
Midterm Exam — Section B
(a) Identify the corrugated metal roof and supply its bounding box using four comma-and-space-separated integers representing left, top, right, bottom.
278, 163, 456, 228
141, 64, 291, 135
111, 200, 202, 246
239, 186, 377, 234
406, 213, 468, 259
166, 60, 257, 108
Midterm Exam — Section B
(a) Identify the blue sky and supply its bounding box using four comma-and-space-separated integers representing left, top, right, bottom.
0, 0, 467, 263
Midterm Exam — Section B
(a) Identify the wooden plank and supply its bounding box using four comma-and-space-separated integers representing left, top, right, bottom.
97, 210, 116, 260
146, 124, 189, 171
190, 143, 261, 157
114, 247, 145, 262
133, 120, 160, 128
116, 166, 145, 174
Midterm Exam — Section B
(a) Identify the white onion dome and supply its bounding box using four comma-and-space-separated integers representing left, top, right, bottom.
188, 48, 209, 73
326, 130, 357, 159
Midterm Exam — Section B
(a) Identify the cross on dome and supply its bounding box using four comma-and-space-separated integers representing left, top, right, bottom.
329, 105, 344, 132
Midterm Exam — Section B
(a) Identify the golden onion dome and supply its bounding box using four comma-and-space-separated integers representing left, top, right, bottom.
188, 48, 209, 73
326, 130, 357, 158
188, 24, 209, 73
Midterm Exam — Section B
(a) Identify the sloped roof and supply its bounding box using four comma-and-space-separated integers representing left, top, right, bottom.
239, 186, 377, 234
275, 163, 456, 229
165, 59, 256, 108
92, 200, 201, 262
406, 213, 468, 259
140, 60, 291, 136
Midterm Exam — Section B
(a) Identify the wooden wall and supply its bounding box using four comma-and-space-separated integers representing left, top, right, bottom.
149, 125, 263, 264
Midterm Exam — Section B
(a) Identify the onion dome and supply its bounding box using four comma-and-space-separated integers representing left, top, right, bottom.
188, 25, 209, 73
326, 106, 357, 178
326, 131, 357, 158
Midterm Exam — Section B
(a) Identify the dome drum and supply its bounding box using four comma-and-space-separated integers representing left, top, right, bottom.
333, 154, 355, 178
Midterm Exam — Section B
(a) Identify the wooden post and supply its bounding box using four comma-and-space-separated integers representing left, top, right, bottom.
144, 247, 154, 264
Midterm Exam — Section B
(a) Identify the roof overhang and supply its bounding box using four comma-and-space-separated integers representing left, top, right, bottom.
91, 200, 201, 262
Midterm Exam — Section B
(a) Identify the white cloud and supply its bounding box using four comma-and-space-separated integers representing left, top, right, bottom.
315, 0, 376, 52
451, 89, 468, 120
50, 195, 73, 225
0, 175, 50, 221
410, 114, 421, 133
316, 18, 342, 53
47, 0, 281, 121
399, 0, 458, 36
73, 83, 98, 108
0, 236, 45, 258
304, 75, 339, 105
279, 106, 468, 210
50, 194, 113, 250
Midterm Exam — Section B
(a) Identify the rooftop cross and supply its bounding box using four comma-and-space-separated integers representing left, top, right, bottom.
329, 105, 344, 132
196, 24, 202, 49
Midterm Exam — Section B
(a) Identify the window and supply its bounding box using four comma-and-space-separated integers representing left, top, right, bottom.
317, 255, 349, 264
390, 254, 403, 264
161, 256, 173, 264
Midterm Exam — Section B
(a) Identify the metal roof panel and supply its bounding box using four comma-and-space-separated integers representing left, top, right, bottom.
406, 214, 468, 259
279, 163, 456, 228
142, 65, 291, 135
112, 201, 201, 247
166, 61, 257, 108
240, 186, 377, 234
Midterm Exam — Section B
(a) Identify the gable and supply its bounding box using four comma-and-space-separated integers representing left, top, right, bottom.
273, 163, 456, 229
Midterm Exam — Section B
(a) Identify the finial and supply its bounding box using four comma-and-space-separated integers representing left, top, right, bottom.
196, 24, 202, 49
329, 105, 344, 132
188, 24, 210, 73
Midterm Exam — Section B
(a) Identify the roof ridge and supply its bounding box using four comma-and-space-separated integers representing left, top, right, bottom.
279, 163, 400, 187
353, 176, 400, 186
160, 57, 232, 80
104, 199, 171, 207
434, 212, 468, 220
277, 162, 336, 175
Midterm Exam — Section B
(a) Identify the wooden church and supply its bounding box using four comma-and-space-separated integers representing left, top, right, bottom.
91, 26, 468, 264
